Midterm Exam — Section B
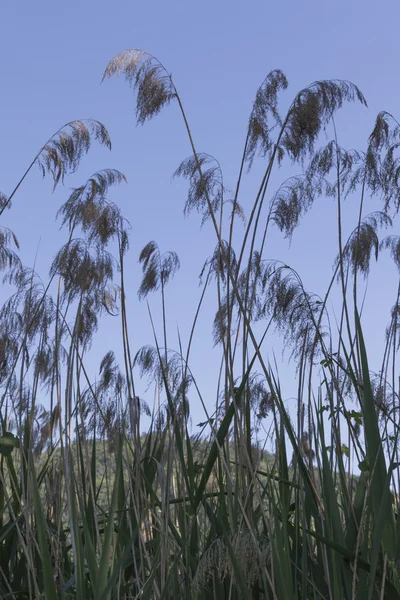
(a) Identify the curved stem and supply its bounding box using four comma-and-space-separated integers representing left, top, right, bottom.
0, 121, 84, 218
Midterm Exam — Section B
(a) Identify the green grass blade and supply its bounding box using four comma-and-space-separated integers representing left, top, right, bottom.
30, 459, 58, 599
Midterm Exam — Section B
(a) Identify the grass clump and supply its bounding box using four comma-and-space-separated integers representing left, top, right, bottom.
1, 49, 400, 599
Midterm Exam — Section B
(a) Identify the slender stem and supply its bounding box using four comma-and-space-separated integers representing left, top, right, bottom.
333, 124, 354, 369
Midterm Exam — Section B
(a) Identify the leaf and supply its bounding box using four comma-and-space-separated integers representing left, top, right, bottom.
0, 432, 19, 457
341, 444, 350, 457
359, 460, 370, 472
354, 311, 397, 561
197, 419, 214, 428
31, 459, 58, 599
349, 410, 363, 426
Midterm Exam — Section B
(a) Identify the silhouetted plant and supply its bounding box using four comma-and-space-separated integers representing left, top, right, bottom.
2, 46, 400, 600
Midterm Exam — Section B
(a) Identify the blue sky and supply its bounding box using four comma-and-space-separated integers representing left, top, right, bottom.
1, 0, 400, 434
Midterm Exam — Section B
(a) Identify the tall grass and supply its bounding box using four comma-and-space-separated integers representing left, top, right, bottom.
1, 49, 400, 598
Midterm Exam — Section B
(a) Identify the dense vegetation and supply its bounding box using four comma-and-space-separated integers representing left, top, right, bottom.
1, 49, 400, 598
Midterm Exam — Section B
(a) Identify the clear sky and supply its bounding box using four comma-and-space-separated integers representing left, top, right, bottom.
1, 1, 400, 433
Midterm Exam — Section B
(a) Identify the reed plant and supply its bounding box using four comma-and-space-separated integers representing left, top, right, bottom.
1, 49, 400, 599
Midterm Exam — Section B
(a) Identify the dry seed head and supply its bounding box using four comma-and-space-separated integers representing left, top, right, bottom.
103, 49, 176, 124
